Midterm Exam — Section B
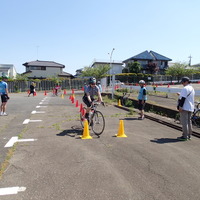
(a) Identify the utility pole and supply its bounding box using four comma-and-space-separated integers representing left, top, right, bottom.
188, 55, 192, 66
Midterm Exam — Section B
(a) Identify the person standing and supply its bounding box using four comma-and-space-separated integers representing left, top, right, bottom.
137, 80, 147, 120
97, 81, 102, 93
0, 75, 9, 116
28, 82, 35, 97
177, 77, 195, 141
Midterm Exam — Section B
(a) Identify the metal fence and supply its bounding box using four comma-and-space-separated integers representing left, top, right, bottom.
7, 79, 87, 93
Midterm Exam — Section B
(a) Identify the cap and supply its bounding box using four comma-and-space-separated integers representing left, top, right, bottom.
181, 77, 191, 83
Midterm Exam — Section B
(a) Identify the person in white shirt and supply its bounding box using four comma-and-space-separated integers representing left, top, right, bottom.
177, 77, 195, 141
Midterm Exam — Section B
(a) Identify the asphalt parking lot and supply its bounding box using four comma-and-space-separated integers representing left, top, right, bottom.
1, 91, 200, 200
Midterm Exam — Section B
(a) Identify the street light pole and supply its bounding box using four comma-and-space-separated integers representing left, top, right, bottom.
108, 48, 115, 84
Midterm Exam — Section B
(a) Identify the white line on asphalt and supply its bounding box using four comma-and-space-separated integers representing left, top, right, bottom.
4, 137, 18, 147
36, 106, 47, 108
0, 187, 26, 196
23, 119, 42, 124
4, 136, 37, 147
31, 110, 45, 114
23, 119, 30, 124
39, 102, 49, 104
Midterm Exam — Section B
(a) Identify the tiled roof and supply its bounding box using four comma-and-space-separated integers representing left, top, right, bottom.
23, 60, 65, 68
123, 51, 153, 62
123, 50, 172, 62
150, 51, 172, 61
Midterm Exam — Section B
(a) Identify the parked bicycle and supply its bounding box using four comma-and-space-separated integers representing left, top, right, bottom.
174, 101, 200, 128
80, 101, 105, 136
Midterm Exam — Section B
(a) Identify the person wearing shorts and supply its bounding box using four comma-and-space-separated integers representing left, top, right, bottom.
82, 77, 103, 120
137, 80, 147, 120
0, 75, 9, 116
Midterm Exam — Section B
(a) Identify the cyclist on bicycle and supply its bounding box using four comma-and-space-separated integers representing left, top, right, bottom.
82, 77, 103, 120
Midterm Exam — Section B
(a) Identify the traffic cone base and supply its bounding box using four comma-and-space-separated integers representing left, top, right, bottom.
115, 120, 127, 137
81, 120, 92, 139
118, 99, 122, 107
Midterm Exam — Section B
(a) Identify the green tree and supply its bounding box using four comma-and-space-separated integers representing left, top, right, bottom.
127, 62, 142, 73
81, 64, 110, 80
165, 62, 195, 82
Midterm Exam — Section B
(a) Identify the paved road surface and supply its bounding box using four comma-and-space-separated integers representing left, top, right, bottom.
0, 92, 200, 200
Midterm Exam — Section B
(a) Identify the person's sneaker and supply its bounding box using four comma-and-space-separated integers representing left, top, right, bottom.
138, 116, 144, 120
188, 137, 191, 140
3, 112, 7, 116
0, 112, 3, 116
177, 136, 188, 141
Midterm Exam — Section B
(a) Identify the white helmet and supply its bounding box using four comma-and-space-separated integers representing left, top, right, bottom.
139, 80, 145, 84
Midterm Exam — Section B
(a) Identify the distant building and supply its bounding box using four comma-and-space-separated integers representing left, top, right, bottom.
0, 64, 17, 78
22, 60, 74, 79
123, 50, 172, 74
90, 59, 124, 75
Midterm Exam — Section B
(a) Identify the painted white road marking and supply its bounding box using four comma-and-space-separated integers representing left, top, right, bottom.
0, 187, 26, 196
31, 110, 45, 114
4, 137, 18, 147
23, 119, 42, 124
5, 136, 37, 147
23, 119, 30, 124
36, 106, 47, 108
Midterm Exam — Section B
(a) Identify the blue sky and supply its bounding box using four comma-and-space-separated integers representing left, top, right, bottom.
1, 0, 200, 75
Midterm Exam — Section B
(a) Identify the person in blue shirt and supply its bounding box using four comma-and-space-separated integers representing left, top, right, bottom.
97, 81, 102, 93
137, 80, 147, 120
0, 75, 9, 116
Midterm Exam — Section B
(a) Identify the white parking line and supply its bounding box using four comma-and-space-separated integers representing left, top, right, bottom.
23, 119, 42, 124
31, 110, 45, 114
4, 136, 37, 147
0, 187, 26, 196
36, 106, 47, 108
23, 119, 30, 124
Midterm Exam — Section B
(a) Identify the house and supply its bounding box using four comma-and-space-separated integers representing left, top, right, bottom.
0, 64, 17, 78
90, 59, 124, 75
123, 50, 172, 74
90, 59, 124, 87
22, 60, 74, 79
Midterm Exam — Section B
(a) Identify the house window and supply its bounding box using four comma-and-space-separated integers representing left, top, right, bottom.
30, 66, 46, 70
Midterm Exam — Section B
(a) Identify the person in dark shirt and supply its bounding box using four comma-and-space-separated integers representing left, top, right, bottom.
28, 82, 35, 97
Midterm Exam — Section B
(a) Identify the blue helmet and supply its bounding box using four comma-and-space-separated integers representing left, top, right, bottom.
89, 77, 96, 84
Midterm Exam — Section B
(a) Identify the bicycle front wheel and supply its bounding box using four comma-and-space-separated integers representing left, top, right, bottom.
91, 111, 105, 136
192, 110, 200, 128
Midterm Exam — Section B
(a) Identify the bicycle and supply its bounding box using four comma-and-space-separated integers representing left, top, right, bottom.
174, 102, 200, 128
80, 101, 105, 136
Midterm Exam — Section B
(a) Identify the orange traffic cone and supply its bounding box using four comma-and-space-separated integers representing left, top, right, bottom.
81, 120, 92, 139
81, 108, 86, 117
34, 91, 37, 96
115, 120, 127, 137
44, 90, 47, 96
64, 89, 67, 95
80, 103, 83, 112
75, 100, 79, 107
69, 95, 71, 100
71, 95, 75, 103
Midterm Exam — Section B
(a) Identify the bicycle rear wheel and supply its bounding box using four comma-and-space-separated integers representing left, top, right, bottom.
91, 111, 105, 136
191, 110, 200, 128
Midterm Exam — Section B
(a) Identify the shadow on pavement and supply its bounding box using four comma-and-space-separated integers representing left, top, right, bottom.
123, 117, 139, 120
150, 138, 181, 144
57, 126, 82, 137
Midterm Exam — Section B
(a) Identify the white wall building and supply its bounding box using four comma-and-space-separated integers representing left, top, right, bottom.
0, 64, 17, 78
